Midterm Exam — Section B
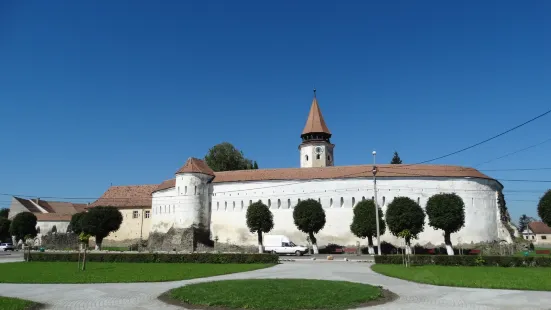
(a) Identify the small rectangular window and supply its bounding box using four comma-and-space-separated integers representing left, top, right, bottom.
145, 210, 150, 218
542, 236, 548, 240
132, 211, 139, 219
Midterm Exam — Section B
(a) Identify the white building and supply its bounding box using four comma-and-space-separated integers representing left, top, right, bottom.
93, 93, 516, 248
522, 222, 551, 246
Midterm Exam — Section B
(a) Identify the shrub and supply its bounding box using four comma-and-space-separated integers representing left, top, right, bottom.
374, 255, 551, 267
25, 252, 279, 264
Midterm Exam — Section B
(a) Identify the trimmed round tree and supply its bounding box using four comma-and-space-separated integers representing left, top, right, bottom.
70, 212, 86, 234
246, 200, 274, 253
0, 218, 11, 242
538, 190, 551, 227
350, 200, 386, 254
80, 206, 123, 250
426, 193, 465, 255
293, 199, 326, 254
385, 197, 425, 254
9, 212, 37, 243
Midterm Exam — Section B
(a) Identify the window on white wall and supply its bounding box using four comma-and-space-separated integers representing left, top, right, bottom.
318, 198, 321, 204
362, 196, 365, 201
225, 202, 227, 210
316, 154, 320, 159
305, 155, 308, 161
268, 199, 271, 208
340, 197, 344, 208
417, 197, 420, 205
352, 197, 355, 207
195, 186, 197, 195
178, 187, 180, 195
164, 206, 167, 213
241, 201, 244, 210
330, 198, 333, 208
233, 201, 235, 210
145, 210, 150, 218
249, 200, 252, 206
382, 196, 386, 206
185, 186, 188, 195
216, 202, 219, 210
133, 211, 139, 218
288, 199, 291, 208
277, 199, 281, 209
173, 205, 175, 213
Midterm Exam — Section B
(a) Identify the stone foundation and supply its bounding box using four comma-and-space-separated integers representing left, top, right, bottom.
148, 225, 213, 252
40, 233, 79, 250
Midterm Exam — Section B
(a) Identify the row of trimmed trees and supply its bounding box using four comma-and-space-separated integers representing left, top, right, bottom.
247, 193, 466, 255
0, 206, 123, 250
352, 194, 465, 255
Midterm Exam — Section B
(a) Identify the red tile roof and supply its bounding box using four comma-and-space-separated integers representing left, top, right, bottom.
528, 222, 551, 234
89, 184, 158, 208
302, 95, 331, 135
34, 213, 72, 221
175, 157, 215, 176
152, 164, 496, 193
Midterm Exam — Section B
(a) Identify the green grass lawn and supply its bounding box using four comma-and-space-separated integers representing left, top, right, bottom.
166, 279, 384, 309
372, 264, 551, 291
0, 296, 40, 310
0, 262, 273, 284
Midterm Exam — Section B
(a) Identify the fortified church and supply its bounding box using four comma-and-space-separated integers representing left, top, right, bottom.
88, 92, 516, 249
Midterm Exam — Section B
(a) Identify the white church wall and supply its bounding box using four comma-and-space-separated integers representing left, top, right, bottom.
151, 173, 212, 233
210, 177, 503, 247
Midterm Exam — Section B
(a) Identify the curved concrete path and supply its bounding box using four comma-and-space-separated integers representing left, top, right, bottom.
0, 261, 550, 309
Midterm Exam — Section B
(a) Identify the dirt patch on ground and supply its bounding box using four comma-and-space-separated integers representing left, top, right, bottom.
158, 287, 398, 309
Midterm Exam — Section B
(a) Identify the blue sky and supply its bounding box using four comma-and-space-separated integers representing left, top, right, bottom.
0, 1, 550, 221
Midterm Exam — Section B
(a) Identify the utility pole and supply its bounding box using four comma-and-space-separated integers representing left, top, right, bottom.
372, 151, 382, 256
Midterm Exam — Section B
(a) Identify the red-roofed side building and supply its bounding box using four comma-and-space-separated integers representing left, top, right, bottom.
523, 222, 551, 245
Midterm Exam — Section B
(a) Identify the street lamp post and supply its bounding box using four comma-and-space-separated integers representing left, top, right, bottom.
372, 151, 382, 256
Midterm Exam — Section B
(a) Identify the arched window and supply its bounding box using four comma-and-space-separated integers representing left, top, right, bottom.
318, 198, 321, 204
362, 196, 365, 201
417, 197, 420, 205
327, 155, 331, 161
164, 205, 167, 213
382, 196, 386, 206
352, 197, 355, 207
268, 199, 271, 208
217, 202, 219, 210
372, 196, 374, 201
185, 186, 188, 195
225, 201, 227, 210
298, 198, 301, 204
305, 155, 309, 161
277, 199, 281, 209
241, 201, 244, 210
316, 154, 320, 159
233, 201, 235, 210
330, 198, 333, 208
195, 186, 197, 195
288, 199, 291, 208
340, 197, 344, 208
249, 200, 252, 206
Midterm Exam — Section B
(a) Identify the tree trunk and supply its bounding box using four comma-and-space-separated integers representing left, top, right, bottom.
405, 237, 412, 255
257, 231, 264, 254
82, 247, 87, 271
77, 244, 81, 270
95, 236, 103, 251
367, 236, 374, 255
444, 232, 454, 255
309, 232, 318, 254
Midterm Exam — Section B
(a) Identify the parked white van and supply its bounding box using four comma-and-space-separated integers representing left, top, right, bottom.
264, 235, 307, 256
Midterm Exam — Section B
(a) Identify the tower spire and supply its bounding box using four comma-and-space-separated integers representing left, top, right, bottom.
301, 91, 331, 136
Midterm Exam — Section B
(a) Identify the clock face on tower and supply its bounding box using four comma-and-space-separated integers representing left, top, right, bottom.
315, 146, 324, 154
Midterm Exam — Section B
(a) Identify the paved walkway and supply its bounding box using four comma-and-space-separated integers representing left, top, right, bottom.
0, 261, 550, 309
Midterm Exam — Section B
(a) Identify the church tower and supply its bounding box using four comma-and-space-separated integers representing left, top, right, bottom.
299, 90, 334, 168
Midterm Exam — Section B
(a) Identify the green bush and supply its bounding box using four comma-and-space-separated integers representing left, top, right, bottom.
374, 255, 551, 267
25, 252, 279, 264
